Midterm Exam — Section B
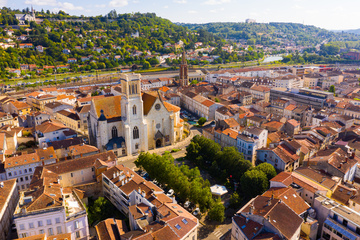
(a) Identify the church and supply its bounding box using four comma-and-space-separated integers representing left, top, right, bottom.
88, 73, 184, 157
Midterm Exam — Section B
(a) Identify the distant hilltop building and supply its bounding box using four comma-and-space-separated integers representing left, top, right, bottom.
14, 7, 36, 25
245, 19, 256, 23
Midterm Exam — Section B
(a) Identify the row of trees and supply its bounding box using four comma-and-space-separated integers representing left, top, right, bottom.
185, 135, 277, 198
134, 152, 225, 222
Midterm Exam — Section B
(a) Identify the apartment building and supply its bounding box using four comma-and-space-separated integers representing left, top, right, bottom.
4, 147, 57, 190
237, 127, 268, 163
13, 173, 89, 239
101, 165, 199, 239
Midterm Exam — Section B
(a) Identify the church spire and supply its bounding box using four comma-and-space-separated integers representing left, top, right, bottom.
179, 49, 188, 87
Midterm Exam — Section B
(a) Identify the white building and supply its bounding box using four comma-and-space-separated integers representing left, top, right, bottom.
88, 73, 183, 156
4, 147, 57, 191
236, 127, 267, 164
35, 120, 77, 147
13, 177, 89, 240
274, 74, 303, 89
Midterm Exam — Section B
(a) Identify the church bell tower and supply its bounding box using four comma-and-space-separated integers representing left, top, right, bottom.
179, 50, 189, 87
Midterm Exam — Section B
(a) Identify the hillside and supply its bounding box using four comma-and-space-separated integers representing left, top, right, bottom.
179, 22, 360, 47
0, 8, 246, 79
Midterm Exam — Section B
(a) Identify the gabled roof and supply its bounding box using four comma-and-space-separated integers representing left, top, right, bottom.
35, 120, 68, 133
262, 187, 310, 215
92, 95, 122, 119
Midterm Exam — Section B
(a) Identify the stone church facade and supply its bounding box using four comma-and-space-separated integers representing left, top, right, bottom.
88, 73, 184, 156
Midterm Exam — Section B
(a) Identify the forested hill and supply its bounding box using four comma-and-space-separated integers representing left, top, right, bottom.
0, 8, 227, 78
179, 22, 360, 47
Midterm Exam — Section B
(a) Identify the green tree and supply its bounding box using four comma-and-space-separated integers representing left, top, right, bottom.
197, 117, 207, 126
190, 80, 198, 85
240, 170, 269, 198
229, 192, 242, 209
255, 163, 277, 181
329, 85, 335, 93
208, 198, 225, 222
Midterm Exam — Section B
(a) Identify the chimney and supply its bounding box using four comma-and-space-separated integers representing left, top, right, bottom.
246, 217, 249, 223
121, 180, 124, 186
339, 163, 343, 168
172, 196, 176, 203
113, 172, 116, 179
345, 157, 348, 163
267, 199, 271, 206
249, 205, 254, 215
0, 182, 3, 188
267, 215, 270, 221
138, 187, 141, 194
142, 190, 146, 198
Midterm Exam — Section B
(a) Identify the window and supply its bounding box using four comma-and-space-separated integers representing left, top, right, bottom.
8, 172, 11, 177
29, 168, 32, 172
24, 169, 27, 173
55, 217, 60, 224
19, 224, 25, 230
39, 229, 44, 234
74, 221, 79, 229
29, 223, 34, 229
14, 171, 17, 176
133, 105, 137, 115
133, 126, 139, 139
19, 170, 22, 174
343, 219, 348, 227
20, 177, 23, 182
57, 226, 62, 234
47, 219, 52, 225
48, 228, 53, 236
132, 84, 135, 94
71, 173, 74, 177
76, 231, 81, 239
38, 221, 43, 227
112, 126, 118, 138
25, 176, 28, 181
333, 214, 338, 221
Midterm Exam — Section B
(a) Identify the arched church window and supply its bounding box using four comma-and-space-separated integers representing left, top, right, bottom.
133, 105, 137, 115
133, 126, 139, 139
132, 84, 135, 94
112, 126, 118, 138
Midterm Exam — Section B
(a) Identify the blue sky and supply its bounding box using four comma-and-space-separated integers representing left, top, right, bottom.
3, 0, 360, 30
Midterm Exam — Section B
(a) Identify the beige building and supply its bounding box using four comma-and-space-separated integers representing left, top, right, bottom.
56, 109, 81, 131
41, 151, 116, 187
0, 179, 19, 240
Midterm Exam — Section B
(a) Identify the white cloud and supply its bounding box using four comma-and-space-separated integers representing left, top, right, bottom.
58, 2, 83, 10
209, 7, 224, 13
95, 4, 106, 8
188, 10, 197, 14
25, 0, 57, 6
0, 0, 7, 7
174, 0, 187, 3
133, 0, 139, 3
163, 5, 169, 8
25, 0, 83, 10
109, 0, 128, 7
292, 4, 303, 9
203, 0, 230, 5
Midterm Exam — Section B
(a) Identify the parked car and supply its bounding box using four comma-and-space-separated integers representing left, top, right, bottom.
193, 208, 200, 216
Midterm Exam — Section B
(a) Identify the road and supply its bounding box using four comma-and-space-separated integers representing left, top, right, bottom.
117, 127, 201, 169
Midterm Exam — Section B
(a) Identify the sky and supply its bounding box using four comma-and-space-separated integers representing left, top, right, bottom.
3, 0, 360, 30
